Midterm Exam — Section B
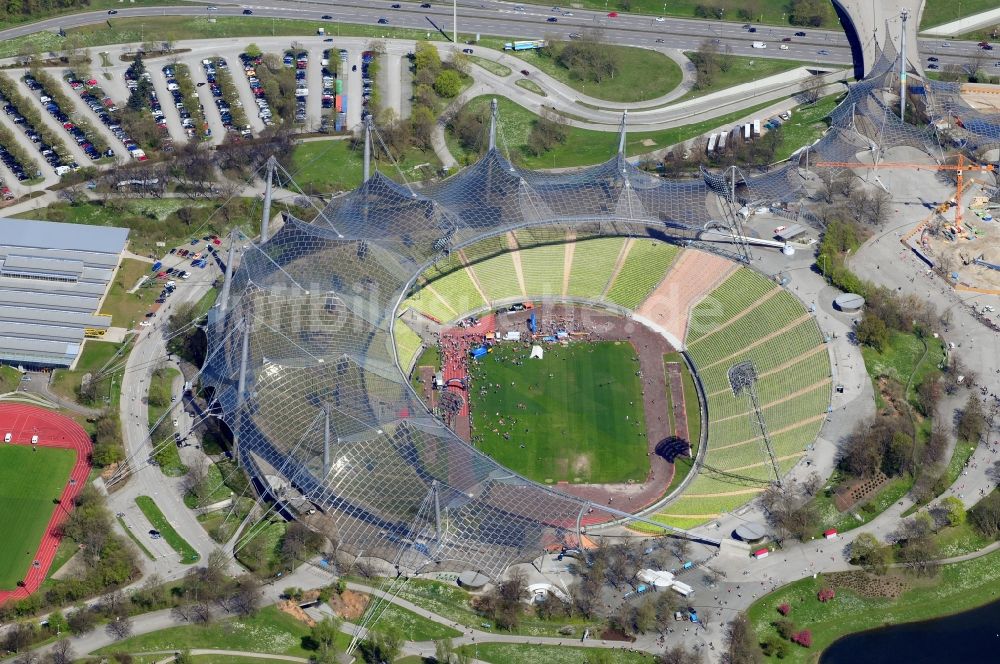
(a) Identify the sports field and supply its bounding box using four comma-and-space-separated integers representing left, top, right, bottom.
0, 445, 75, 589
468, 341, 648, 484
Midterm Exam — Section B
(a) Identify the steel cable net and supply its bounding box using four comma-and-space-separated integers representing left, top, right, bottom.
925, 80, 1000, 152
203, 143, 810, 577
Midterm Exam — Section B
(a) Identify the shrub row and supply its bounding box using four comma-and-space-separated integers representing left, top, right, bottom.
0, 71, 71, 165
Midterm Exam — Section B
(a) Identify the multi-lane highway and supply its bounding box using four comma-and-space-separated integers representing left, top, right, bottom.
0, 0, 996, 74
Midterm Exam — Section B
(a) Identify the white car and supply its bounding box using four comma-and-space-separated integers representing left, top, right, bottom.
139, 321, 152, 327
3, 433, 10, 443
655, 16, 665, 22
779, 44, 789, 50
173, 419, 179, 427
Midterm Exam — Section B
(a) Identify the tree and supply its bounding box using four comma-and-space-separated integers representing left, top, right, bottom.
969, 490, 1000, 538
856, 313, 889, 352
525, 111, 567, 157
106, 616, 134, 640
309, 616, 342, 663
957, 394, 985, 442
552, 33, 619, 83
414, 41, 442, 75
941, 496, 966, 526
434, 638, 455, 664
689, 39, 721, 89
365, 624, 403, 663
848, 532, 889, 574
246, 43, 262, 58
726, 613, 764, 664
657, 644, 703, 664
916, 375, 942, 417
433, 70, 464, 98
798, 75, 823, 104
67, 608, 97, 635
50, 638, 75, 664
789, 0, 830, 27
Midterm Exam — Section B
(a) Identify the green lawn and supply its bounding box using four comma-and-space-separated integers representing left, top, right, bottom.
95, 605, 337, 657
148, 367, 186, 477
391, 577, 602, 637
0, 0, 185, 32
0, 446, 76, 589
920, 0, 999, 29
772, 93, 841, 161
861, 331, 945, 407
469, 341, 648, 484
290, 139, 439, 194
448, 95, 781, 168
117, 514, 157, 561
234, 517, 286, 574
100, 258, 155, 328
516, 78, 546, 96
749, 546, 1000, 663
50, 340, 126, 406
457, 643, 655, 664
135, 495, 200, 564
470, 55, 512, 77
509, 45, 682, 103
377, 603, 462, 641
0, 364, 20, 393
679, 55, 819, 101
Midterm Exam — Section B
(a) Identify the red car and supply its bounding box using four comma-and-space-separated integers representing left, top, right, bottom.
607, 11, 618, 17
212, 238, 222, 245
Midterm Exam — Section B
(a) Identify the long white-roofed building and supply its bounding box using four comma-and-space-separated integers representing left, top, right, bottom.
0, 218, 129, 368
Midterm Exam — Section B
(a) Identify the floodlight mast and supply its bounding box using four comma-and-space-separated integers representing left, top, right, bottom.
219, 230, 237, 314
899, 9, 909, 122
618, 109, 628, 155
363, 116, 372, 182
260, 156, 276, 243
488, 98, 498, 150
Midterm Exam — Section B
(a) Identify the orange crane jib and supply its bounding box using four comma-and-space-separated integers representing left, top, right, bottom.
813, 156, 996, 230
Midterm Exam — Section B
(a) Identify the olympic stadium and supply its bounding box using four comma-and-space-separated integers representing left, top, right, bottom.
201, 41, 1000, 580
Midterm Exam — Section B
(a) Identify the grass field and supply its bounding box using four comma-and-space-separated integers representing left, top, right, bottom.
469, 341, 648, 484
135, 495, 200, 564
448, 95, 781, 168
508, 45, 682, 103
94, 605, 336, 657
678, 55, 819, 101
456, 643, 655, 664
290, 139, 439, 194
148, 367, 186, 477
0, 446, 76, 589
50, 339, 127, 406
749, 546, 1000, 663
920, 0, 998, 29
772, 93, 841, 161
99, 258, 154, 328
0, 365, 19, 393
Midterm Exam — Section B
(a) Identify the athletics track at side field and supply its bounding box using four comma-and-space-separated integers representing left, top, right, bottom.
0, 403, 92, 604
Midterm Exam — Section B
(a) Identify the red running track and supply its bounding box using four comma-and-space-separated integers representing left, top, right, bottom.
0, 403, 92, 605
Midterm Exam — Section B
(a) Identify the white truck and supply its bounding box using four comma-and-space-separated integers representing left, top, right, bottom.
752, 41, 767, 49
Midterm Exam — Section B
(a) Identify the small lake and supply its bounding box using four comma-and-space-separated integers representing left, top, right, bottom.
821, 596, 1000, 663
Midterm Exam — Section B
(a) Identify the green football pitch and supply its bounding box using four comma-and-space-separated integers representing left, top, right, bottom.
468, 341, 649, 484
0, 445, 75, 589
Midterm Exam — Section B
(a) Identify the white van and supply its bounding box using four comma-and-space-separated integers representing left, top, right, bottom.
54, 165, 71, 176
752, 41, 767, 49
3, 432, 10, 443
31, 434, 38, 444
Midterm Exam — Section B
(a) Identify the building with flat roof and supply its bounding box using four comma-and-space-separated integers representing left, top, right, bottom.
0, 218, 129, 368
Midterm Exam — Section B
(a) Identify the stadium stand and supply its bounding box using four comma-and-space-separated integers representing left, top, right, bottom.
636, 249, 737, 343
650, 267, 830, 529
466, 236, 523, 302
566, 237, 626, 299
605, 240, 681, 310
394, 320, 423, 372
686, 268, 778, 343
515, 231, 566, 298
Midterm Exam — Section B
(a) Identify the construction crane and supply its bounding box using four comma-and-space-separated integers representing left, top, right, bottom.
813, 154, 995, 231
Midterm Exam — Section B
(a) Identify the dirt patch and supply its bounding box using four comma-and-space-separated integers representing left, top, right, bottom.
827, 571, 911, 599
833, 470, 889, 512
277, 600, 316, 627
600, 627, 636, 642
329, 589, 371, 621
